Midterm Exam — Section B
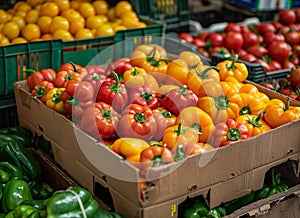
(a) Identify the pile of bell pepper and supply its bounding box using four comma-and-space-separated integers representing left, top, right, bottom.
25, 44, 300, 174
181, 166, 289, 218
0, 126, 124, 218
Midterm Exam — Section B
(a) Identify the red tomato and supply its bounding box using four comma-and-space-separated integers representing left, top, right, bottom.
284, 31, 300, 46
282, 60, 296, 69
279, 9, 296, 25
268, 60, 282, 71
178, 33, 193, 43
290, 67, 300, 87
263, 32, 285, 46
224, 31, 244, 52
268, 41, 291, 63
295, 7, 300, 22
255, 59, 272, 72
247, 45, 268, 59
239, 53, 257, 63
254, 23, 275, 35
192, 38, 205, 48
242, 31, 258, 49
224, 22, 241, 32
206, 32, 224, 48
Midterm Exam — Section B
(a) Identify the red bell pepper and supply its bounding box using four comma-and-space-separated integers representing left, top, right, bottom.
58, 61, 87, 76
60, 80, 94, 119
54, 70, 82, 88
80, 102, 119, 140
152, 107, 177, 141
128, 85, 159, 110
213, 119, 250, 147
160, 85, 198, 116
117, 104, 157, 141
31, 80, 54, 103
26, 68, 56, 90
96, 71, 128, 112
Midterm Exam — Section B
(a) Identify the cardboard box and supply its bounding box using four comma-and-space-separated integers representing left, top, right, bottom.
14, 80, 300, 212
103, 159, 300, 218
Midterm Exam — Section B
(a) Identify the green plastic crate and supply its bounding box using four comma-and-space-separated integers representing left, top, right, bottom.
62, 16, 165, 67
0, 40, 62, 96
0, 95, 18, 128
130, 0, 189, 31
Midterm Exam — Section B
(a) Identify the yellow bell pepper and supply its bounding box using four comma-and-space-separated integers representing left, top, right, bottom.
110, 138, 150, 162
45, 87, 66, 114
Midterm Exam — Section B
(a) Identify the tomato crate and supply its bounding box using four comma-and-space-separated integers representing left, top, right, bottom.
211, 53, 291, 84
62, 16, 165, 67
130, 0, 190, 32
0, 40, 62, 97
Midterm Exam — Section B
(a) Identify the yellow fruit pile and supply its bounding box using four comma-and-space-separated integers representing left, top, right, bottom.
0, 0, 147, 46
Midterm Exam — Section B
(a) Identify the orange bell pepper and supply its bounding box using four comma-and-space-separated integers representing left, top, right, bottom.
123, 67, 159, 91
167, 51, 203, 85
162, 122, 199, 152
187, 65, 220, 97
176, 107, 215, 143
264, 99, 300, 128
235, 111, 271, 137
238, 93, 266, 116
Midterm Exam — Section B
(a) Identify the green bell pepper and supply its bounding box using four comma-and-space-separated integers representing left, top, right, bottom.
0, 133, 32, 149
266, 168, 289, 198
28, 181, 55, 200
5, 205, 44, 218
207, 208, 221, 218
21, 199, 49, 210
183, 200, 209, 218
0, 161, 24, 181
0, 126, 33, 140
2, 179, 33, 213
222, 192, 255, 215
0, 140, 41, 181
46, 187, 99, 218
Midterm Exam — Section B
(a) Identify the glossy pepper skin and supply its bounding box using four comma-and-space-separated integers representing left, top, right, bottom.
0, 161, 24, 181
80, 102, 119, 140
2, 179, 33, 213
187, 65, 220, 98
110, 138, 150, 162
0, 140, 41, 181
167, 51, 203, 85
160, 85, 198, 116
176, 107, 215, 143
140, 145, 174, 169
162, 122, 199, 152
183, 201, 209, 218
238, 93, 266, 116
130, 44, 168, 79
46, 187, 99, 218
28, 180, 55, 200
128, 85, 159, 110
222, 192, 255, 215
264, 99, 300, 128
235, 112, 271, 137
97, 71, 128, 112
118, 104, 157, 141
45, 88, 67, 114
217, 54, 248, 82
5, 205, 43, 218
213, 119, 250, 147
123, 66, 159, 91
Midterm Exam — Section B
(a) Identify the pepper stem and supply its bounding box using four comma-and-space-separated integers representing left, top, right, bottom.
196, 66, 220, 79
227, 127, 242, 141
215, 95, 230, 110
